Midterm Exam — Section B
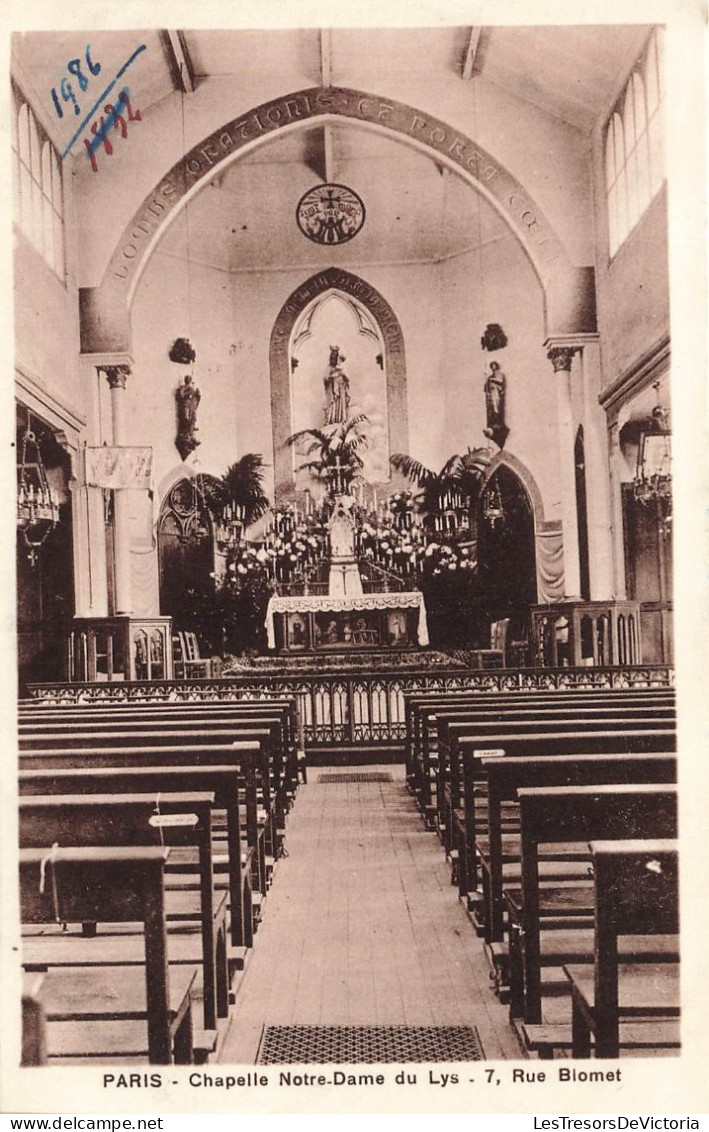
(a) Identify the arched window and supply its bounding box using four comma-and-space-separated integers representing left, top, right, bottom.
12, 83, 65, 280
604, 29, 665, 257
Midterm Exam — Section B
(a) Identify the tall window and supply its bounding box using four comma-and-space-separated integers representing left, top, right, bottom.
12, 84, 65, 280
605, 29, 665, 258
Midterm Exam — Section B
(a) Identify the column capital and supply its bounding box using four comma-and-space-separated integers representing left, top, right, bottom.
98, 363, 131, 389
544, 332, 599, 373
547, 346, 578, 373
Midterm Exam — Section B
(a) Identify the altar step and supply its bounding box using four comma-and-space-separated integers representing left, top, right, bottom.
305, 744, 405, 766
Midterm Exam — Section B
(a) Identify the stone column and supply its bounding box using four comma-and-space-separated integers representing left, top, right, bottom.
99, 363, 133, 615
546, 345, 581, 599
607, 421, 628, 600
577, 338, 615, 598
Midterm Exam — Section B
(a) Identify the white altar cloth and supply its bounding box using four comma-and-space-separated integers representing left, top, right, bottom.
265, 591, 429, 649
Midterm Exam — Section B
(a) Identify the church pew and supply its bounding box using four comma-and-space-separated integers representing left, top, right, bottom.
19, 845, 196, 1064
416, 693, 675, 827
453, 724, 676, 902
564, 839, 680, 1058
441, 710, 675, 849
18, 791, 227, 1037
18, 741, 269, 903
475, 753, 677, 986
19, 697, 301, 801
19, 764, 253, 951
509, 784, 678, 1027
404, 689, 675, 816
459, 728, 676, 918
19, 721, 283, 862
18, 701, 298, 819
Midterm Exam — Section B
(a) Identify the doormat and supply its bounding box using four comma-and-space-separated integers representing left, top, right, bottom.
317, 772, 393, 784
256, 1024, 484, 1063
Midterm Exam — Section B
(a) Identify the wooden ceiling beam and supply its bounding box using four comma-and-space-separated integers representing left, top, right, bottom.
320, 28, 332, 86
164, 29, 195, 94
461, 27, 483, 80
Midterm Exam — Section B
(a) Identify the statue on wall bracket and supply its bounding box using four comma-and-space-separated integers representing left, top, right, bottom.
483, 360, 509, 449
175, 374, 201, 461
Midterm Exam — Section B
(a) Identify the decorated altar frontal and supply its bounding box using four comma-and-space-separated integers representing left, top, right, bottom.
265, 591, 429, 652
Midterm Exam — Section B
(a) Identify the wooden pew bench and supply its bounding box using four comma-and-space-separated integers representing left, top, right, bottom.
404, 689, 675, 820
19, 791, 227, 1045
442, 711, 675, 857
19, 846, 196, 1064
18, 738, 272, 903
563, 839, 680, 1059
19, 702, 297, 826
475, 753, 677, 991
19, 696, 302, 804
19, 720, 284, 867
19, 742, 266, 942
19, 764, 253, 956
456, 727, 676, 926
506, 784, 677, 1034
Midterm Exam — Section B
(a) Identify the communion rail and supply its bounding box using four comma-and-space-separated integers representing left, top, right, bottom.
27, 664, 674, 759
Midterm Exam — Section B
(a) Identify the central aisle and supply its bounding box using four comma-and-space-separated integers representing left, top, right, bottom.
221, 766, 520, 1062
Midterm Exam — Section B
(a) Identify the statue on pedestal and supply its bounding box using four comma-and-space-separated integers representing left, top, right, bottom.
175, 374, 201, 460
483, 360, 509, 448
324, 346, 350, 426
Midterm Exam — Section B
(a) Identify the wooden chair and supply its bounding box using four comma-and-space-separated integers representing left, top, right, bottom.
469, 618, 510, 669
565, 839, 680, 1058
172, 632, 214, 679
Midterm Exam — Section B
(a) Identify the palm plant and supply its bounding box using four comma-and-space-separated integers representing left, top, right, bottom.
287, 414, 370, 492
205, 453, 271, 529
390, 446, 492, 520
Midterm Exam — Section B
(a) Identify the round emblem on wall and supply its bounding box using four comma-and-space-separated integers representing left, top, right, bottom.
296, 183, 365, 246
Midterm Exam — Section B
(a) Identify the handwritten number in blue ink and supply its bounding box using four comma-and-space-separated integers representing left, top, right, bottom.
85, 45, 101, 77
50, 88, 63, 119
60, 77, 80, 117
67, 58, 89, 93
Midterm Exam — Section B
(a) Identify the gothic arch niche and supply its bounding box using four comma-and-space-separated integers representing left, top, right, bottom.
157, 476, 215, 629
271, 267, 408, 497
290, 291, 389, 490
477, 463, 537, 618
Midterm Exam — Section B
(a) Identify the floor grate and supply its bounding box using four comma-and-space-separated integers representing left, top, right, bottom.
317, 772, 393, 784
257, 1025, 484, 1063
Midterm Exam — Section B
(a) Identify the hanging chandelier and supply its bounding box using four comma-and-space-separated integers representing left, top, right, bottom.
17, 425, 60, 565
482, 481, 505, 529
633, 384, 671, 537
215, 502, 245, 552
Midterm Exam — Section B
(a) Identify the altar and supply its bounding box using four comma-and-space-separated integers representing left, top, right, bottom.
265, 591, 429, 652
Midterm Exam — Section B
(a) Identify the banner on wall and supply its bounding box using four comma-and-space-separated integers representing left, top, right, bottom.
85, 446, 153, 490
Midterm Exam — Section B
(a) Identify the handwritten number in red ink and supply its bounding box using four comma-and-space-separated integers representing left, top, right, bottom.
60, 77, 80, 116
118, 89, 141, 122
67, 58, 89, 92
85, 44, 101, 77
105, 103, 127, 139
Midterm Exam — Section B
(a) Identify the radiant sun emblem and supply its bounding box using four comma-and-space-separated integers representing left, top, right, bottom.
296, 184, 366, 245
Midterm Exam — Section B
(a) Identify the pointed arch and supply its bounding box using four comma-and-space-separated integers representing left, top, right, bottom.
78, 87, 594, 354
270, 266, 408, 496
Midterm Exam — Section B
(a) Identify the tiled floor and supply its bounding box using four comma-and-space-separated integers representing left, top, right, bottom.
220, 766, 520, 1063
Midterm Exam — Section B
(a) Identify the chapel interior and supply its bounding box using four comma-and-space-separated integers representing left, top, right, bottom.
12, 25, 680, 1070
